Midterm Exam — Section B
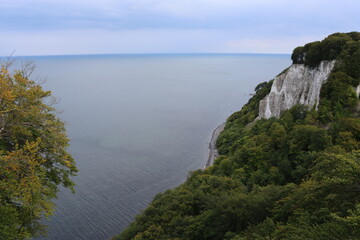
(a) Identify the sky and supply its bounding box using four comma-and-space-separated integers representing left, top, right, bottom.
0, 0, 359, 56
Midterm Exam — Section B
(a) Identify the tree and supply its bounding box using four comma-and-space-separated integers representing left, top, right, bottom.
114, 32, 360, 240
0, 62, 77, 239
291, 46, 305, 64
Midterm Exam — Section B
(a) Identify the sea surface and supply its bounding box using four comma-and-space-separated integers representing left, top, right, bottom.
18, 54, 291, 240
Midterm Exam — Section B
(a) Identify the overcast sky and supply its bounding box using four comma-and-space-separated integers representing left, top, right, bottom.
1, 0, 359, 56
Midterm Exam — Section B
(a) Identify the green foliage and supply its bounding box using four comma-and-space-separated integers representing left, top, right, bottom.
291, 46, 305, 64
114, 32, 360, 240
0, 63, 77, 239
217, 79, 275, 155
289, 32, 360, 121
303, 41, 323, 68
291, 32, 358, 67
318, 71, 358, 121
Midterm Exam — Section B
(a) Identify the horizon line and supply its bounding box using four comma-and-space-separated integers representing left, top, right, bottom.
1, 52, 291, 58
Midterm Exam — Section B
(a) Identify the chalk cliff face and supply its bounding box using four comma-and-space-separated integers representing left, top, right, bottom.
258, 60, 336, 119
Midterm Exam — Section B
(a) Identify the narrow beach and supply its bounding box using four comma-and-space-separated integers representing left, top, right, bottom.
204, 122, 226, 169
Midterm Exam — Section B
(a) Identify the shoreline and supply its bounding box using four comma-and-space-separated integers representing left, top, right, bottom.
203, 122, 226, 169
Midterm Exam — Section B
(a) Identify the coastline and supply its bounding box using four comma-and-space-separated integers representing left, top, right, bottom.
203, 122, 226, 169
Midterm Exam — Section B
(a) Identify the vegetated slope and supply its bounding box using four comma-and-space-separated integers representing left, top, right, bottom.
114, 32, 360, 240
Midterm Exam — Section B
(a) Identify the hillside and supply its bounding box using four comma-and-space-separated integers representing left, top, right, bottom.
114, 32, 360, 240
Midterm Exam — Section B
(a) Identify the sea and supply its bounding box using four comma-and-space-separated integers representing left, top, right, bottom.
15, 54, 290, 240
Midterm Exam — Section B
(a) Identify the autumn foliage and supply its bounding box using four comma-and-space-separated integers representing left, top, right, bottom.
0, 62, 77, 239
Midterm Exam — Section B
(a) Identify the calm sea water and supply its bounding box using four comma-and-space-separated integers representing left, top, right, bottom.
21, 54, 290, 240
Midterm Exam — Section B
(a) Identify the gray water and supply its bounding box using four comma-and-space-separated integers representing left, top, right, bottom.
24, 54, 290, 240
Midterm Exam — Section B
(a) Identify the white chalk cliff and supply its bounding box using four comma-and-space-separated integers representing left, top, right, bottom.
258, 60, 336, 119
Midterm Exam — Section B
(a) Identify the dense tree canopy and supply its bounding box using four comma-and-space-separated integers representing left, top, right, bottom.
291, 32, 359, 67
114, 32, 360, 240
0, 62, 77, 239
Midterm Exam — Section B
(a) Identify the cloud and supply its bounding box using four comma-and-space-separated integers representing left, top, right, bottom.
0, 28, 331, 56
225, 36, 323, 54
2, 0, 359, 31
0, 29, 224, 55
0, 0, 359, 54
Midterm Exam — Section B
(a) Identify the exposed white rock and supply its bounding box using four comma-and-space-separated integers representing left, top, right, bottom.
258, 60, 336, 119
356, 85, 360, 98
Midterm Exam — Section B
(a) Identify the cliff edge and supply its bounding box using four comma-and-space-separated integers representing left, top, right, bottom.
258, 60, 336, 119
113, 32, 360, 240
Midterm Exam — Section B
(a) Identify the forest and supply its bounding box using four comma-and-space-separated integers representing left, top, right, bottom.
114, 32, 360, 240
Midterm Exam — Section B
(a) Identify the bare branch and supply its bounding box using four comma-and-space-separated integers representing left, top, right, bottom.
20, 61, 36, 78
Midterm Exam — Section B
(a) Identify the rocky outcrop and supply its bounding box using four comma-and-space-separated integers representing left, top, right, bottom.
356, 85, 360, 98
258, 60, 336, 119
